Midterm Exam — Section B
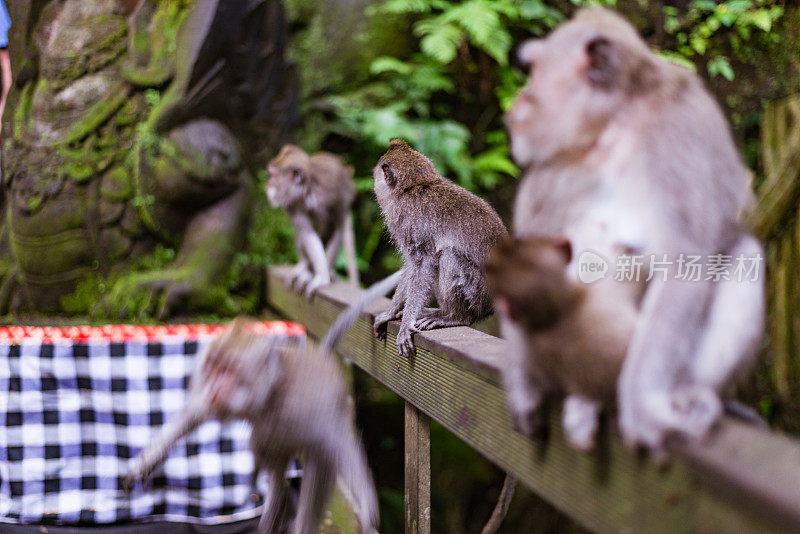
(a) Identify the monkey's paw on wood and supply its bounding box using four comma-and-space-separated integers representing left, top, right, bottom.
288, 264, 313, 291
395, 322, 420, 358
618, 387, 722, 454
562, 396, 602, 452
301, 273, 332, 299
508, 401, 547, 438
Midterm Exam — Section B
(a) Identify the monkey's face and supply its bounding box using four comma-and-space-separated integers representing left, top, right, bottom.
486, 237, 583, 331
266, 163, 309, 208
193, 323, 282, 418
266, 145, 312, 208
507, 8, 653, 167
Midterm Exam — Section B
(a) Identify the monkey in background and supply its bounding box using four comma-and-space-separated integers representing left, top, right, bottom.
267, 145, 360, 298
372, 139, 508, 357
486, 236, 641, 450
122, 271, 405, 534
495, 8, 764, 454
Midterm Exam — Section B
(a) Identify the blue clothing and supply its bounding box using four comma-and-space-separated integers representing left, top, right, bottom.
0, 0, 9, 48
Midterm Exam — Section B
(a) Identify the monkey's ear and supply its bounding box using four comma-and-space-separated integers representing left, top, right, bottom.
518, 39, 543, 66
381, 162, 398, 188
585, 36, 621, 88
552, 238, 573, 264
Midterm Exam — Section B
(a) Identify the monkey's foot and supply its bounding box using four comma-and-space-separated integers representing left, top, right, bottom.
300, 273, 331, 299
396, 323, 420, 357
562, 396, 601, 452
508, 400, 546, 437
669, 385, 722, 440
618, 387, 721, 454
374, 310, 402, 340
289, 265, 312, 291
413, 312, 469, 331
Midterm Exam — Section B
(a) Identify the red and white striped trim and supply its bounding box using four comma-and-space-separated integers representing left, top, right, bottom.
0, 321, 305, 344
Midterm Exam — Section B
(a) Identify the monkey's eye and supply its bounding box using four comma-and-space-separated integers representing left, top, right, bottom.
291, 169, 302, 182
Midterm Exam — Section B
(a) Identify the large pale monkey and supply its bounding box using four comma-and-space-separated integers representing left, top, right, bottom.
492, 8, 764, 454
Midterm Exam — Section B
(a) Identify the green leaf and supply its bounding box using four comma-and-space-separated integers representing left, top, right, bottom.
725, 0, 753, 15
473, 145, 520, 177
749, 10, 773, 32
410, 64, 455, 92
378, 0, 435, 14
655, 50, 697, 71
707, 55, 734, 80
369, 56, 413, 75
694, 0, 717, 11
415, 19, 461, 63
519, 0, 548, 19
690, 35, 707, 54
442, 0, 502, 46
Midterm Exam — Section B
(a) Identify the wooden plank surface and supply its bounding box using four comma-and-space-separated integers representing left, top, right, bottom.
266, 266, 800, 534
405, 402, 431, 534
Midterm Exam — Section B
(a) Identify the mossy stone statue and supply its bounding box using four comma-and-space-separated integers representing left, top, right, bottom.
0, 0, 298, 317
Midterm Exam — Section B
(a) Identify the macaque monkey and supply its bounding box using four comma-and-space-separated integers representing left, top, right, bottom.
372, 139, 508, 356
497, 8, 765, 454
486, 236, 641, 450
122, 272, 404, 534
267, 145, 360, 297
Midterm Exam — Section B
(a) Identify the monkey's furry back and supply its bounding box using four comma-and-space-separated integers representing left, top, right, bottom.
375, 141, 507, 262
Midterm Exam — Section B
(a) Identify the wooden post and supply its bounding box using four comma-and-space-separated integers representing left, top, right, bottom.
405, 401, 431, 534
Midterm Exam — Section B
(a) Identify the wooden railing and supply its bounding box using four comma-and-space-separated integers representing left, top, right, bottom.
265, 265, 800, 534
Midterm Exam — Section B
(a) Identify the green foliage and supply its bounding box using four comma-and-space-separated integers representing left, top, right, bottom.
662, 1, 784, 80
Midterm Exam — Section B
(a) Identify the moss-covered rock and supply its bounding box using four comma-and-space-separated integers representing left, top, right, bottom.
2, 0, 298, 318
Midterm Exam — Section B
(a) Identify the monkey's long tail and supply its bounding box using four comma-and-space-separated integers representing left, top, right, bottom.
319, 269, 403, 353
481, 474, 517, 534
336, 431, 380, 534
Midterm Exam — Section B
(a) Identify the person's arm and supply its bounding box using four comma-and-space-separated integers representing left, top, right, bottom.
0, 48, 11, 134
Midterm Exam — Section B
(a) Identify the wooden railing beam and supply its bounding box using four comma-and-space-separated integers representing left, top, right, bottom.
266, 266, 800, 534
405, 402, 431, 534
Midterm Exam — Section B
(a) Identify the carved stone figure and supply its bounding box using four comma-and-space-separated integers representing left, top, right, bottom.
0, 0, 297, 317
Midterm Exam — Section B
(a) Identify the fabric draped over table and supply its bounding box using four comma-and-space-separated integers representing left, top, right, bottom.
0, 322, 305, 525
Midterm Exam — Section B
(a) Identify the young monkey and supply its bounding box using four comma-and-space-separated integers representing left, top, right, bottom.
486, 236, 641, 450
372, 139, 508, 357
121, 272, 404, 534
498, 8, 765, 454
267, 145, 359, 298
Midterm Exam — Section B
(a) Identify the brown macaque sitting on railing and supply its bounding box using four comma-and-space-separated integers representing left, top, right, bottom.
267, 145, 360, 298
372, 139, 508, 357
492, 7, 765, 457
123, 272, 405, 534
486, 236, 641, 450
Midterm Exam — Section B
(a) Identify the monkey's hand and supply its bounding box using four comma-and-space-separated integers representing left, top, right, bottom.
396, 322, 420, 358
121, 466, 143, 494
289, 263, 313, 291
302, 272, 331, 299
374, 309, 402, 340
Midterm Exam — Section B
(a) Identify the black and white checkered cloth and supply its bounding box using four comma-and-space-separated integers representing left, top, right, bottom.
0, 323, 305, 525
